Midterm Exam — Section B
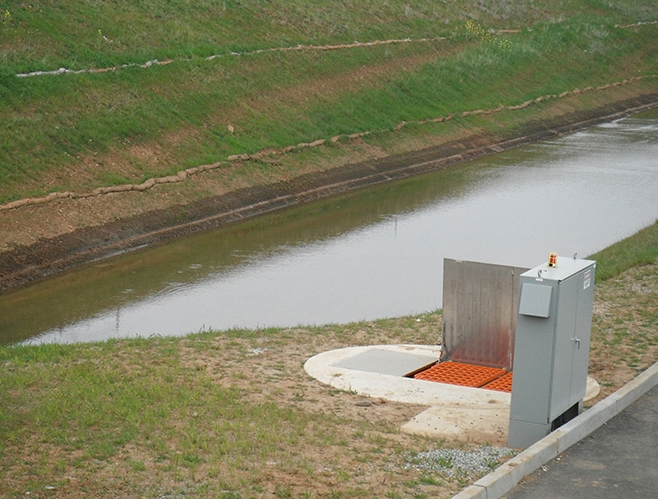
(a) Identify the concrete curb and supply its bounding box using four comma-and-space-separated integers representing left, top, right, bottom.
452, 361, 658, 499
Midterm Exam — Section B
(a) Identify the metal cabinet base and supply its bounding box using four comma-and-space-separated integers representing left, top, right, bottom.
509, 401, 583, 449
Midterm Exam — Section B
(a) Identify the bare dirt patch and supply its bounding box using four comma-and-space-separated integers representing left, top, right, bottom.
235, 42, 455, 111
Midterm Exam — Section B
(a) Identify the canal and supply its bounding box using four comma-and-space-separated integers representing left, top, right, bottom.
2, 112, 658, 345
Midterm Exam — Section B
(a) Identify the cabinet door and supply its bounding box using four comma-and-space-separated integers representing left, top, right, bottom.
512, 280, 557, 424
569, 267, 595, 407
549, 275, 580, 420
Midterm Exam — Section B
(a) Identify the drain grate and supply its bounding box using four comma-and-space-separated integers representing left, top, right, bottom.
413, 361, 507, 388
482, 371, 514, 392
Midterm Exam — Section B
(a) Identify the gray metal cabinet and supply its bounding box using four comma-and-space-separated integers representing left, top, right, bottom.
508, 257, 595, 449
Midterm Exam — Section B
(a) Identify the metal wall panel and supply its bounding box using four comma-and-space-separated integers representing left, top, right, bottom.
442, 259, 528, 370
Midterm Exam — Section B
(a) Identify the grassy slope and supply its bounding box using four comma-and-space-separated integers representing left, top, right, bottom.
590, 220, 658, 281
1, 0, 658, 203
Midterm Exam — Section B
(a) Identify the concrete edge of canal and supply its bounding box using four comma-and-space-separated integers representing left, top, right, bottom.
2, 93, 658, 292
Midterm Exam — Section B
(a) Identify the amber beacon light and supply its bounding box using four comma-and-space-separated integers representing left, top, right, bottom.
548, 252, 558, 268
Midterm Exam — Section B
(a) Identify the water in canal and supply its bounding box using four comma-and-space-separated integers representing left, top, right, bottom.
2, 112, 658, 345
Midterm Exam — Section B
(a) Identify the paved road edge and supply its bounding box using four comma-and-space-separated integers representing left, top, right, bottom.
452, 361, 658, 499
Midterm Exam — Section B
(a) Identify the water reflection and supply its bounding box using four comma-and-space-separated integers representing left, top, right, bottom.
2, 116, 658, 345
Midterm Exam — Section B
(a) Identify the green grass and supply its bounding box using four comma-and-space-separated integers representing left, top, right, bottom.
0, 314, 457, 498
588, 220, 658, 281
0, 0, 620, 72
1, 1, 658, 202
303, 19, 656, 128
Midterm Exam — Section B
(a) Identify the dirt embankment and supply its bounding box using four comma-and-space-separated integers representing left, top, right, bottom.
1, 93, 657, 292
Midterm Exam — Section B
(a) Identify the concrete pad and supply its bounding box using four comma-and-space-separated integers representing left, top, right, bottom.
305, 344, 510, 443
305, 344, 510, 408
401, 405, 510, 446
332, 348, 437, 376
585, 375, 600, 401
304, 344, 600, 445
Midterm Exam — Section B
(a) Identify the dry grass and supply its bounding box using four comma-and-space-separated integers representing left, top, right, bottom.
589, 260, 658, 399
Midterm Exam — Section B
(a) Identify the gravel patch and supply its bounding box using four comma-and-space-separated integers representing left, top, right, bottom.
405, 446, 517, 478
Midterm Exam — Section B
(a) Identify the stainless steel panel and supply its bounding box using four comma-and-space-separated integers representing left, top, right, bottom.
442, 259, 528, 370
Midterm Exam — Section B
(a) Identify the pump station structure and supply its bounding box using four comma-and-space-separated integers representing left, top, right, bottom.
441, 255, 596, 449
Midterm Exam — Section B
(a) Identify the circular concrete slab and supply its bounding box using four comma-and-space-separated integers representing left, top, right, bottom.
304, 344, 600, 446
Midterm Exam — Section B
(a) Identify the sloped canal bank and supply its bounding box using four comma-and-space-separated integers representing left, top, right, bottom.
2, 108, 658, 345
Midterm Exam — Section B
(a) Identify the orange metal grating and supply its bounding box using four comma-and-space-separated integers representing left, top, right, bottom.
482, 371, 514, 393
413, 361, 507, 388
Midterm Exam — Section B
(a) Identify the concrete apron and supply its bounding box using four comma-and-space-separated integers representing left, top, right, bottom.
304, 344, 600, 446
